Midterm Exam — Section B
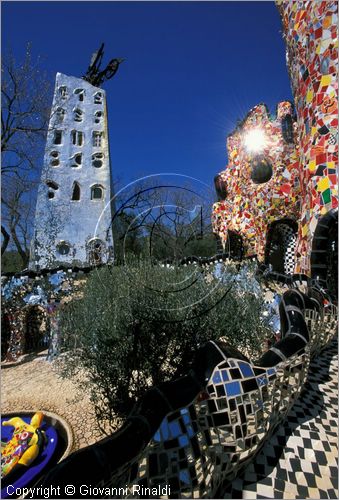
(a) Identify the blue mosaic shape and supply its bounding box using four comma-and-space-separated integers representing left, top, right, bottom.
153, 430, 161, 442
169, 421, 181, 438
238, 361, 254, 378
160, 419, 170, 440
213, 371, 222, 384
257, 376, 268, 386
179, 435, 189, 447
221, 370, 229, 382
179, 469, 190, 485
186, 425, 194, 438
225, 381, 241, 397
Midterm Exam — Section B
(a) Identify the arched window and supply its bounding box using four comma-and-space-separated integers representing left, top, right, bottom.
92, 153, 104, 168
92, 131, 103, 147
46, 181, 59, 199
87, 239, 105, 265
74, 88, 85, 102
73, 108, 83, 122
94, 110, 103, 124
71, 182, 81, 201
91, 184, 104, 200
50, 151, 60, 167
94, 92, 103, 104
71, 153, 82, 168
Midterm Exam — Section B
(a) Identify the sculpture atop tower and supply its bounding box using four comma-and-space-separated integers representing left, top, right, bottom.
29, 46, 123, 270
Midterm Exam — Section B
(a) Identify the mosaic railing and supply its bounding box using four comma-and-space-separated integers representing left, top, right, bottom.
37, 287, 337, 498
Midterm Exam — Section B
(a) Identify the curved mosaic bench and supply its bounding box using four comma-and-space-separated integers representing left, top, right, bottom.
36, 287, 337, 498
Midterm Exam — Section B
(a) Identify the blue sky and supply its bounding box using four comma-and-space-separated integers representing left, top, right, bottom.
2, 1, 293, 189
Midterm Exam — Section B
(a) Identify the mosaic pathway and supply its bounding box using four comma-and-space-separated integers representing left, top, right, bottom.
221, 337, 338, 499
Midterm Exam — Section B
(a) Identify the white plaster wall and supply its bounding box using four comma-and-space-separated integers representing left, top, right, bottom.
30, 73, 113, 269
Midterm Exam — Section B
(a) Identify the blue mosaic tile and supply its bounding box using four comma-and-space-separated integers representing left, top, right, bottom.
153, 430, 161, 442
222, 370, 229, 381
258, 376, 268, 386
238, 361, 254, 378
179, 469, 190, 485
160, 420, 170, 440
169, 421, 181, 438
179, 435, 189, 447
225, 381, 242, 397
213, 371, 222, 384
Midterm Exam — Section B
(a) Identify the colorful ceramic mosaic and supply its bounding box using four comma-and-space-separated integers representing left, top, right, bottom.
212, 101, 301, 264
59, 286, 334, 499
1, 412, 45, 479
277, 0, 338, 274
213, 1, 338, 276
108, 301, 337, 498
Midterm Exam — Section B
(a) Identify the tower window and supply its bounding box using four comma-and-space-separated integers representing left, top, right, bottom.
94, 111, 103, 124
94, 92, 103, 104
92, 131, 103, 147
57, 241, 70, 255
71, 130, 83, 146
53, 130, 62, 145
74, 88, 85, 102
71, 182, 81, 201
59, 86, 68, 99
50, 151, 60, 167
92, 152, 104, 168
73, 108, 83, 122
56, 107, 66, 122
71, 153, 82, 167
91, 184, 104, 200
46, 181, 59, 199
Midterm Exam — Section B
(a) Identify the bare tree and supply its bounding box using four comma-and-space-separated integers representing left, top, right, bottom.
112, 177, 217, 262
1, 43, 52, 261
1, 176, 35, 267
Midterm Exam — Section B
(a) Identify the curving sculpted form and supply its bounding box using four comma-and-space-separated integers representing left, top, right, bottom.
38, 286, 337, 498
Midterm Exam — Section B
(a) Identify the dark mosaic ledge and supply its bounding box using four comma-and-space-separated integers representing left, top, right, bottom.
34, 285, 337, 499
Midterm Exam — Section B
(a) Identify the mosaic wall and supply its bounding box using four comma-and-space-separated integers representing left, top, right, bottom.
1, 269, 85, 361
212, 101, 301, 264
113, 292, 336, 498
277, 0, 338, 274
39, 284, 337, 498
213, 1, 338, 276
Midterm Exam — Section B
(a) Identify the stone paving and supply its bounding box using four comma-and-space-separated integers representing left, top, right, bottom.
1, 353, 109, 451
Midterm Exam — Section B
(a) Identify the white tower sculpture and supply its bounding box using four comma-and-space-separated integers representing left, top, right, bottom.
30, 70, 116, 270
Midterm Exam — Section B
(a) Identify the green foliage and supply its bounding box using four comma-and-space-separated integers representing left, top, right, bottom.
59, 262, 269, 432
2, 251, 24, 272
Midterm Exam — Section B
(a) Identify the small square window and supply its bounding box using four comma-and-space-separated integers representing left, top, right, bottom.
71, 130, 83, 146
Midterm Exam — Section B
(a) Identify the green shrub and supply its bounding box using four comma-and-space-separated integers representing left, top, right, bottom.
59, 262, 269, 432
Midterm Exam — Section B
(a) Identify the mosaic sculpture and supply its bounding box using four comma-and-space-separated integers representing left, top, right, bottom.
36, 281, 337, 497
276, 0, 338, 276
1, 412, 45, 480
1, 412, 62, 500
212, 101, 301, 275
212, 0, 338, 282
